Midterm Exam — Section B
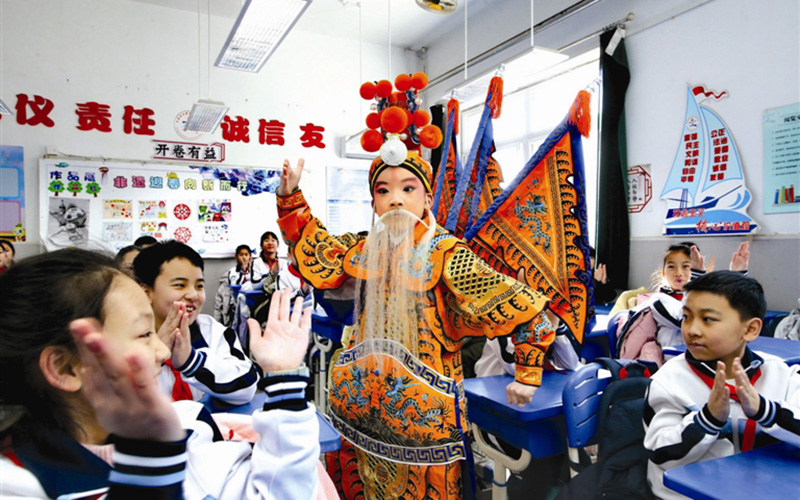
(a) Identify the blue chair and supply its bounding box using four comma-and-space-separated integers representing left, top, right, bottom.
562, 362, 612, 476
562, 358, 657, 477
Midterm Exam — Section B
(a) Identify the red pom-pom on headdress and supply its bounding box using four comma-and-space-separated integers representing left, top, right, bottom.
380, 107, 408, 134
395, 73, 412, 92
413, 110, 430, 128
365, 112, 381, 130
418, 125, 443, 149
375, 80, 393, 98
361, 129, 383, 152
360, 81, 376, 100
411, 72, 429, 90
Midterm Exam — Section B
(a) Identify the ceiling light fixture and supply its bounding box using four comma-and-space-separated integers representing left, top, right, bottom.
416, 0, 457, 14
185, 99, 230, 134
215, 0, 313, 72
185, 0, 229, 134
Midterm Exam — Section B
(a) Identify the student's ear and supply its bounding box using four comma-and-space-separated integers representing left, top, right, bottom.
39, 346, 83, 392
141, 283, 155, 303
743, 317, 762, 342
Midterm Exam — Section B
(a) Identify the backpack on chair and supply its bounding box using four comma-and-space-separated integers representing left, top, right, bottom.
556, 358, 656, 500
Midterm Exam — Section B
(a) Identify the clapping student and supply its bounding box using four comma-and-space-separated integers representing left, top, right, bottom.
134, 240, 259, 404
643, 271, 800, 499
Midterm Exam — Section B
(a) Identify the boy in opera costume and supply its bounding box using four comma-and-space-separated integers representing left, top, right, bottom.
275, 71, 559, 500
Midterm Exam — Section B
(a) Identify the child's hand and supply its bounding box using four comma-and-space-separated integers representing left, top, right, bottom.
157, 302, 183, 350
506, 380, 538, 407
594, 263, 608, 284
732, 357, 760, 418
248, 289, 311, 372
277, 158, 305, 196
690, 245, 715, 272
729, 242, 750, 272
158, 302, 192, 367
171, 309, 192, 368
708, 360, 730, 422
70, 318, 184, 442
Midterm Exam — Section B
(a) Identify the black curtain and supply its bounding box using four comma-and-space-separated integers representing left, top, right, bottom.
429, 103, 446, 178
596, 29, 631, 289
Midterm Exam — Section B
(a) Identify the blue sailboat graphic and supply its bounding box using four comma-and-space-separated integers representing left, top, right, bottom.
660, 86, 758, 235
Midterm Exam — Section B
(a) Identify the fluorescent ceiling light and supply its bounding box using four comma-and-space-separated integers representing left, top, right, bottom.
444, 47, 568, 107
184, 99, 230, 133
0, 98, 13, 116
215, 0, 313, 72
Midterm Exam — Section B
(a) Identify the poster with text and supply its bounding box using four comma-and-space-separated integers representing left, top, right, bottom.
763, 103, 800, 213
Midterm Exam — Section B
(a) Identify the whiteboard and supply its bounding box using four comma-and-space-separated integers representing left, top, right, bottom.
39, 157, 286, 258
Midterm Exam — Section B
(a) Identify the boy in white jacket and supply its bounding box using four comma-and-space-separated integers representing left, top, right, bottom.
643, 271, 800, 499
135, 239, 259, 404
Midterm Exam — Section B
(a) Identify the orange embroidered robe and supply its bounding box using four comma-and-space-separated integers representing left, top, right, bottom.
277, 190, 555, 499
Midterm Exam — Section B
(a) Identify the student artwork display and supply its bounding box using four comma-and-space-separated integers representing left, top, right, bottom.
39, 158, 281, 257
0, 145, 26, 241
103, 221, 133, 241
660, 85, 758, 235
47, 197, 90, 247
762, 102, 800, 213
103, 199, 133, 219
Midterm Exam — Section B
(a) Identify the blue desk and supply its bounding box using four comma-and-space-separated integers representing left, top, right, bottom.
200, 393, 341, 453
663, 442, 800, 500
663, 336, 800, 366
466, 371, 572, 499
465, 371, 572, 459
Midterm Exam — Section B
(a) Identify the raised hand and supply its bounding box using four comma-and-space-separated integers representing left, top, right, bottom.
707, 360, 730, 423
594, 263, 608, 284
70, 319, 184, 442
248, 289, 311, 372
729, 242, 750, 272
690, 245, 715, 273
277, 158, 305, 196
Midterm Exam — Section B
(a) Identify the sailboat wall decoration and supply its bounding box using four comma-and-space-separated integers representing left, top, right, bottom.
660, 85, 758, 236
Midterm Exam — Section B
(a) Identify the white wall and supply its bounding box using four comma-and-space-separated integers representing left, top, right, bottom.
422, 0, 800, 310
0, 0, 417, 312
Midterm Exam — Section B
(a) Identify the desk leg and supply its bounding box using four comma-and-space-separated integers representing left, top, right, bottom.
312, 332, 333, 415
471, 423, 532, 500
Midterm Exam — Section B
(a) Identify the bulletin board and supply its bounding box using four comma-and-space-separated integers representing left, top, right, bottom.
39, 157, 285, 258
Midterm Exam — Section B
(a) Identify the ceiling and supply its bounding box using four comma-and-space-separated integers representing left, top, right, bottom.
130, 0, 497, 50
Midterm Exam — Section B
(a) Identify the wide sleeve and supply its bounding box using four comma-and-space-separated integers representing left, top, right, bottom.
276, 190, 364, 290
437, 244, 555, 386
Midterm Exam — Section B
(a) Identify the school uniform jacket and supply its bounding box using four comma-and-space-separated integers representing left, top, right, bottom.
0, 373, 319, 499
159, 314, 259, 404
643, 348, 800, 499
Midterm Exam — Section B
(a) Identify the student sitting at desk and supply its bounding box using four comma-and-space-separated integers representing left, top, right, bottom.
134, 240, 259, 405
0, 250, 320, 499
643, 271, 800, 500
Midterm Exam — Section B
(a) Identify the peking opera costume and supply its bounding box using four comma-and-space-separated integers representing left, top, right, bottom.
276, 73, 560, 499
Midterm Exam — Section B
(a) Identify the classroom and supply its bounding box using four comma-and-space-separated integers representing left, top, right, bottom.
0, 0, 798, 499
